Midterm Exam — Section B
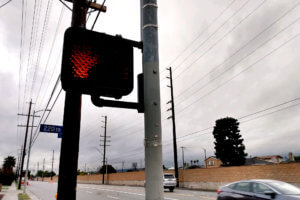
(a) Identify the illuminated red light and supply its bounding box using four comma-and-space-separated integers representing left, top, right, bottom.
69, 45, 99, 79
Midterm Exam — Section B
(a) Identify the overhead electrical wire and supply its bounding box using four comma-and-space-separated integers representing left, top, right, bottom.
175, 33, 300, 116
173, 2, 300, 102
86, 0, 237, 134
28, 1, 299, 167
91, 0, 106, 30
81, 4, 299, 154
31, 0, 108, 146
102, 0, 266, 134
108, 96, 300, 161
106, 97, 300, 162
30, 0, 53, 99
35, 6, 65, 106
17, 0, 27, 146
0, 0, 11, 8
77, 0, 262, 141
164, 97, 300, 145
159, 0, 236, 75
174, 17, 300, 111
169, 0, 251, 77
31, 75, 61, 145
173, 0, 266, 80
28, 0, 44, 100
21, 0, 38, 116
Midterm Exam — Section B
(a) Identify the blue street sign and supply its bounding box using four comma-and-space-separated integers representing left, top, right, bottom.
40, 124, 63, 134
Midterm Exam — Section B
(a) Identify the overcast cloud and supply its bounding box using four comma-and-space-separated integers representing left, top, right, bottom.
0, 0, 300, 173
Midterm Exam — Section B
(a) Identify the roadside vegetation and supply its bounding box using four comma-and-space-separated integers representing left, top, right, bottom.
18, 193, 30, 200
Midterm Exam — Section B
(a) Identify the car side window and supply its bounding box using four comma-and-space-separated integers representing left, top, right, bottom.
228, 183, 236, 189
253, 183, 271, 194
234, 182, 251, 192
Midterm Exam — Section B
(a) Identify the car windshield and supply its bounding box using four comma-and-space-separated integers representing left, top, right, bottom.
268, 182, 300, 195
164, 174, 175, 179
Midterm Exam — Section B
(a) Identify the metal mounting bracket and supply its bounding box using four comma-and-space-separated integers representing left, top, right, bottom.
91, 74, 144, 113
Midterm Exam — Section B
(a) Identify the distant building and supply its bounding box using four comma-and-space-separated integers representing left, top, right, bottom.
288, 152, 295, 162
205, 157, 222, 168
255, 155, 283, 164
244, 157, 272, 165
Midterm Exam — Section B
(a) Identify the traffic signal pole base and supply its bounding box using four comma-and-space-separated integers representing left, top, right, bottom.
57, 92, 81, 200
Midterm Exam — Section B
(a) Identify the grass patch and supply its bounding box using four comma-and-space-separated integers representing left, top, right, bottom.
1, 186, 9, 190
18, 193, 30, 200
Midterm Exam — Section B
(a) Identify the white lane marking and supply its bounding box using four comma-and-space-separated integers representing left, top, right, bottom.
79, 186, 179, 200
85, 191, 93, 194
107, 195, 120, 199
170, 193, 194, 197
165, 197, 179, 200
199, 196, 216, 200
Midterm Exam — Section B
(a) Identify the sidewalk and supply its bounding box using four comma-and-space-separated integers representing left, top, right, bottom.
1, 183, 39, 200
2, 183, 18, 200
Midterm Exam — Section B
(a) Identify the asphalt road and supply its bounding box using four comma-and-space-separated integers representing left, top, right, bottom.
28, 181, 217, 200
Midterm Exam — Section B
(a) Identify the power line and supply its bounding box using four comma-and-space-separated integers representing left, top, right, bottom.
28, 0, 44, 99
21, 0, 38, 117
17, 0, 27, 149
175, 33, 300, 116
0, 0, 11, 8
107, 97, 300, 161
104, 0, 270, 137
75, 0, 236, 143
30, 0, 54, 98
35, 5, 65, 105
174, 3, 300, 101
173, 0, 266, 80
165, 97, 300, 144
31, 76, 61, 145
240, 102, 300, 124
30, 0, 107, 146
91, 0, 106, 30
238, 98, 300, 120
159, 0, 236, 75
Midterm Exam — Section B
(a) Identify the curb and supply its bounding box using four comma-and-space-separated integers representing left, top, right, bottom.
26, 190, 39, 200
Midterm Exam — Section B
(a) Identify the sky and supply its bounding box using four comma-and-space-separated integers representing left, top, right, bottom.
0, 0, 300, 174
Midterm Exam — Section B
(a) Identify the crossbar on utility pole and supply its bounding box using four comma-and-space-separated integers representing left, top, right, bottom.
101, 116, 107, 184
166, 67, 179, 187
57, 0, 85, 198
23, 110, 41, 194
18, 100, 32, 189
57, 2, 106, 199
64, 0, 107, 12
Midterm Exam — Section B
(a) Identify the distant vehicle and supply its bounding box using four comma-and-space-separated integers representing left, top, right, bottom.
163, 173, 176, 192
217, 179, 300, 199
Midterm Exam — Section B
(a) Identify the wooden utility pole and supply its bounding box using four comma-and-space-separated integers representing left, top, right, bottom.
57, 1, 106, 199
166, 67, 179, 187
51, 150, 54, 181
18, 100, 32, 189
42, 158, 45, 182
100, 116, 110, 184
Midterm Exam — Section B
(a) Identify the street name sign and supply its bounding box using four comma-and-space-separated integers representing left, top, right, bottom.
40, 124, 63, 134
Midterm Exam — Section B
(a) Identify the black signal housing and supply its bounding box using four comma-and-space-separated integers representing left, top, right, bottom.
61, 27, 140, 99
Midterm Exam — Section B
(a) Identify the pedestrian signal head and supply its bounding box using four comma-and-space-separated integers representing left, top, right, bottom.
61, 27, 135, 99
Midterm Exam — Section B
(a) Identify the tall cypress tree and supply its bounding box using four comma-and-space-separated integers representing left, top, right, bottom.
213, 117, 247, 166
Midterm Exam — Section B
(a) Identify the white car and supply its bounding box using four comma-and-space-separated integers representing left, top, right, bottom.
163, 173, 176, 192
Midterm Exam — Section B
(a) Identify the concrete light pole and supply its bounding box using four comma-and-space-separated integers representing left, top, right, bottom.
141, 0, 164, 199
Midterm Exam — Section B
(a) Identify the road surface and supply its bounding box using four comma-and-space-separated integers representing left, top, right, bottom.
28, 181, 217, 200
